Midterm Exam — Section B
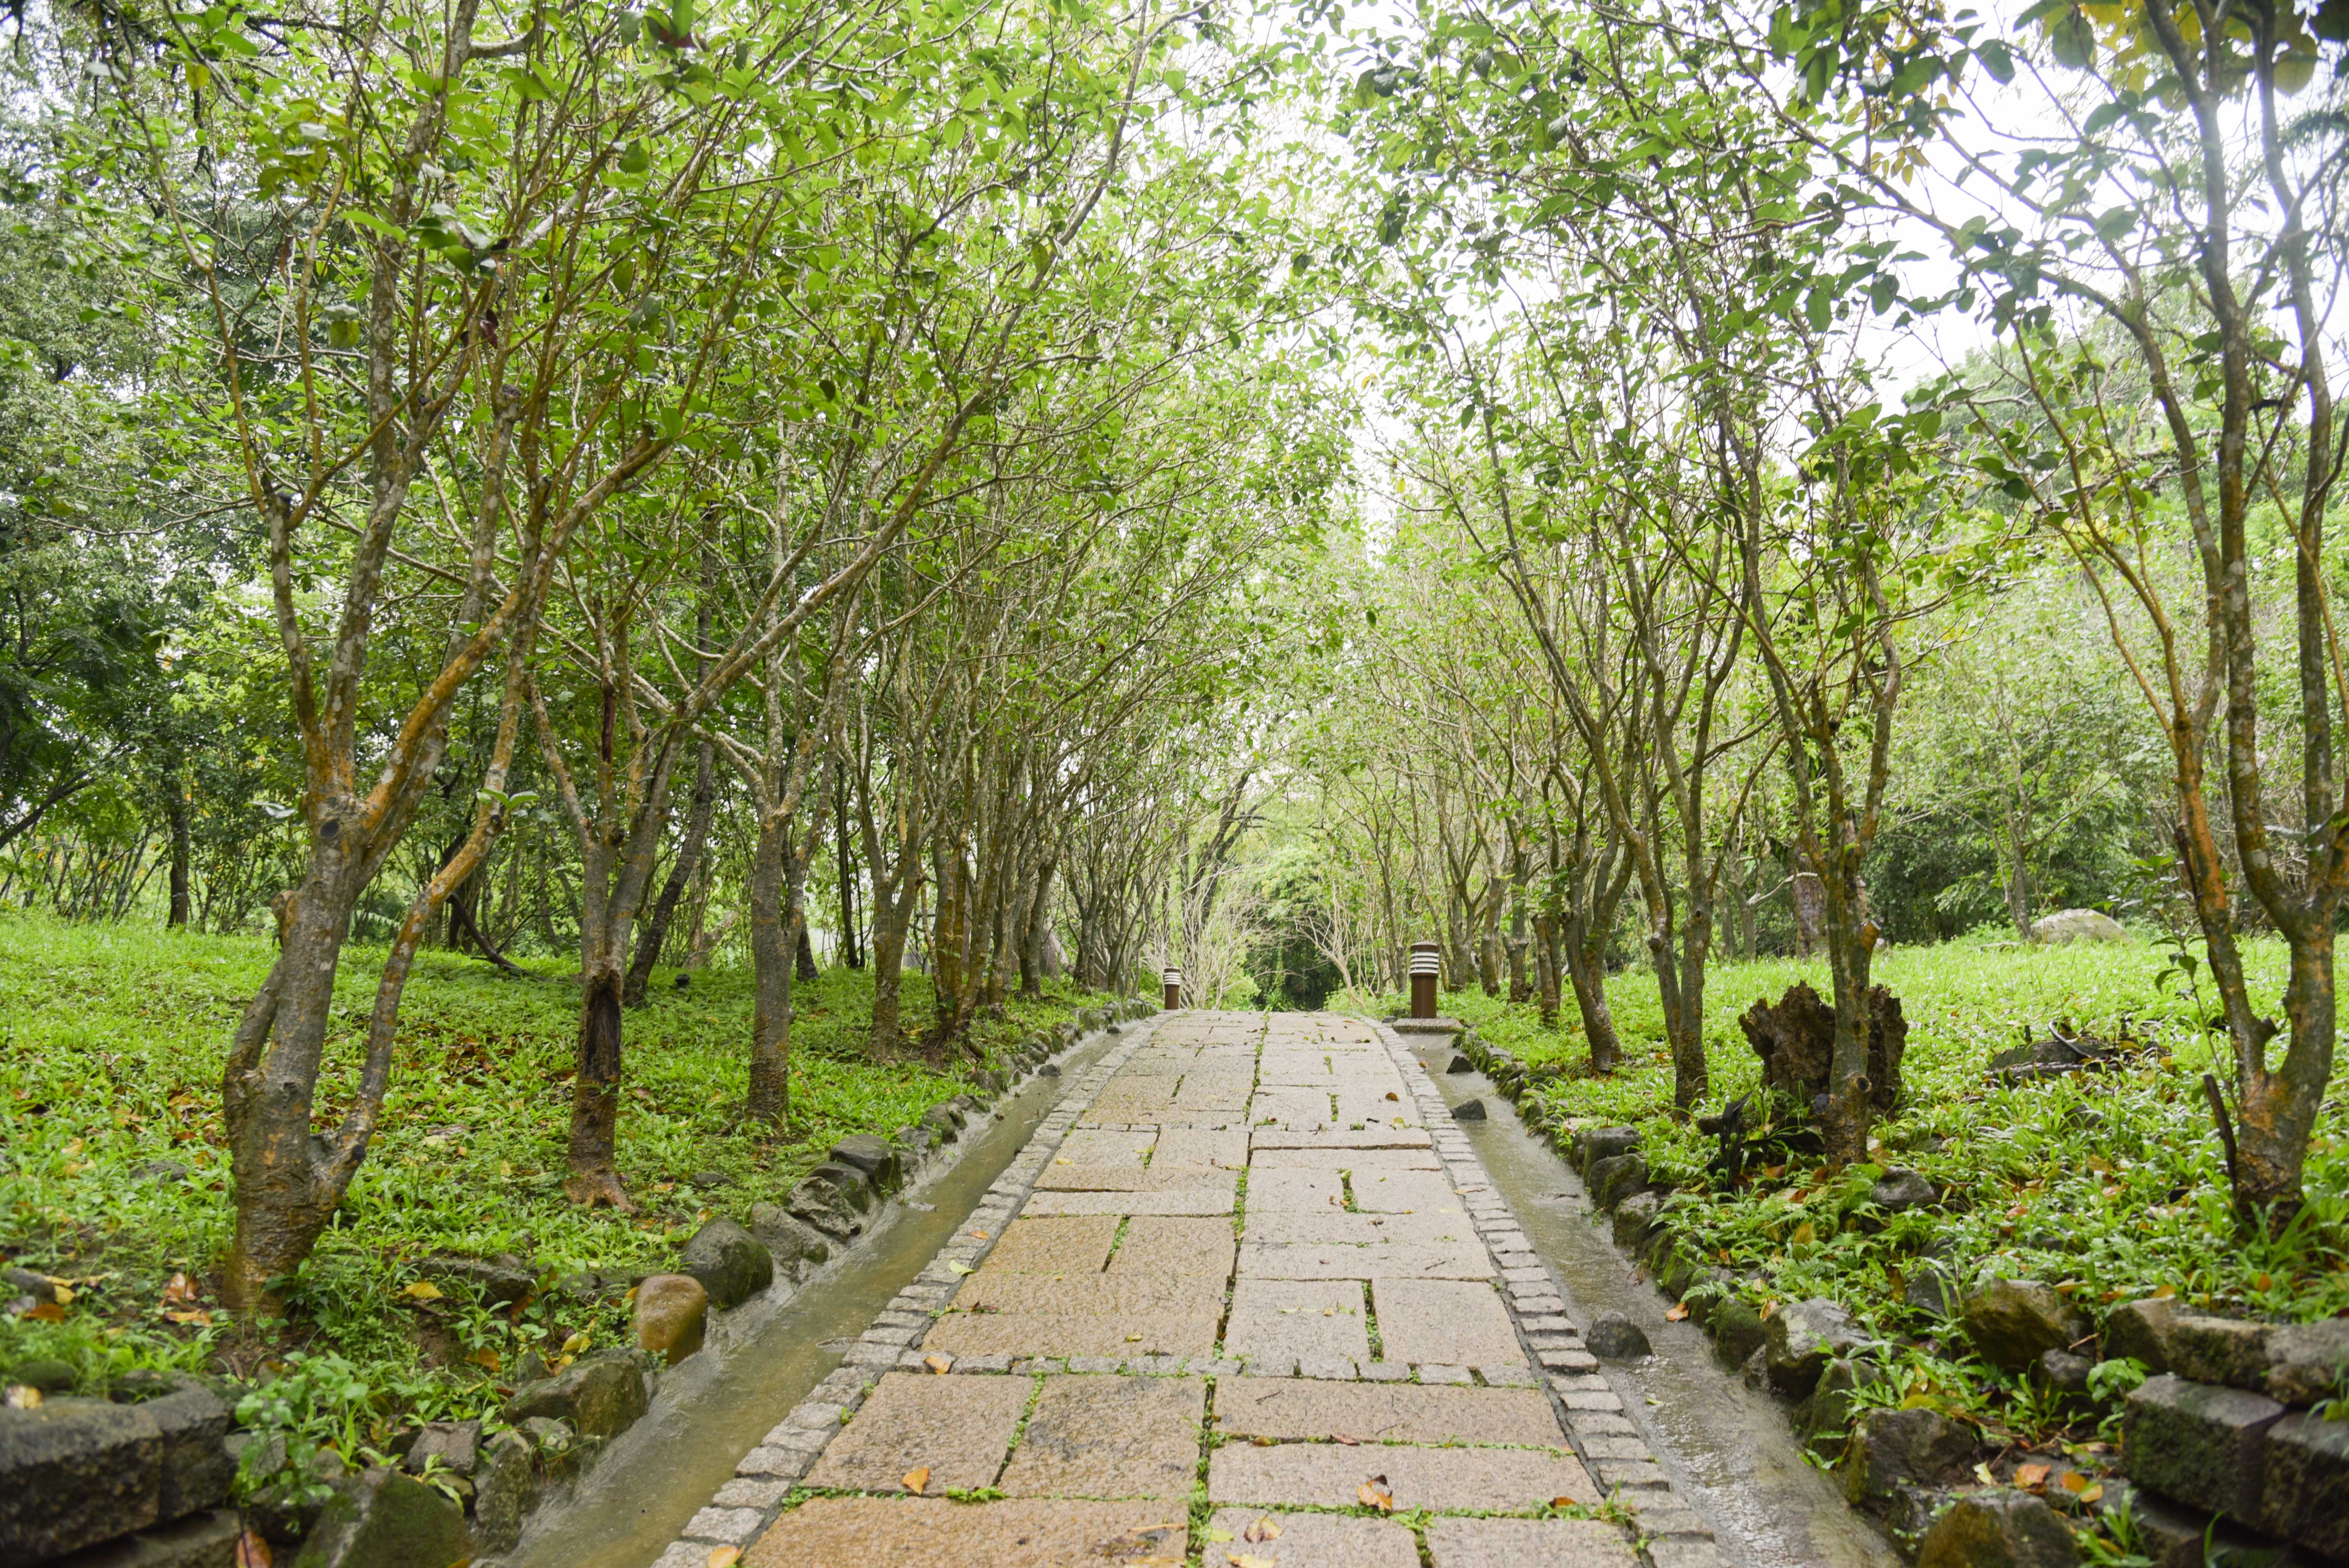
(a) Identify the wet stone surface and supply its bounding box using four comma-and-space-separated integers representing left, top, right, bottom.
658, 1012, 1720, 1568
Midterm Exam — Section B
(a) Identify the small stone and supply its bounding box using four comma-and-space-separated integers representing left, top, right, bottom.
1914, 1489, 2080, 1568
1871, 1169, 1935, 1212
2032, 1349, 2093, 1401
1450, 1098, 1488, 1122
130, 1159, 191, 1185
1962, 1280, 2089, 1375
401, 1420, 479, 1478
410, 1254, 536, 1306
689, 1170, 731, 1189
1586, 1153, 1647, 1210
828, 1134, 902, 1190
2102, 1296, 2176, 1375
1612, 1191, 1663, 1252
1904, 1267, 1960, 1319
1579, 1126, 1640, 1177
2122, 1372, 2283, 1519
679, 1219, 773, 1310
633, 1274, 709, 1366
1586, 1311, 1651, 1362
291, 1467, 471, 1568
468, 1432, 537, 1555
1445, 1055, 1475, 1073
13, 1358, 75, 1394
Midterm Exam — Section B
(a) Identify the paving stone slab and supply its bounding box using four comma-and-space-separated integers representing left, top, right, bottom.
1422, 1516, 1640, 1567
1246, 1147, 1444, 1170
1349, 1169, 1463, 1213
1212, 1377, 1565, 1446
800, 1371, 1028, 1494
1200, 1509, 1419, 1568
1110, 1215, 1238, 1277
1150, 1129, 1251, 1168
1023, 1185, 1236, 1216
744, 1497, 1188, 1567
1053, 1130, 1158, 1166
1242, 1210, 1472, 1245
1035, 1164, 1238, 1192
952, 1273, 1224, 1315
1247, 1169, 1348, 1212
922, 1310, 1220, 1359
1241, 1241, 1495, 1281
999, 1375, 1205, 1500
1252, 1128, 1435, 1150
1207, 1443, 1596, 1511
1372, 1278, 1526, 1367
1224, 1278, 1370, 1365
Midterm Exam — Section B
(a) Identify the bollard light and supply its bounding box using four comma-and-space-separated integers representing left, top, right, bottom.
1409, 943, 1441, 1019
1162, 966, 1182, 1011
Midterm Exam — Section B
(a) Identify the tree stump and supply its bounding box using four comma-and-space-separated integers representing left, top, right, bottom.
1738, 980, 1907, 1112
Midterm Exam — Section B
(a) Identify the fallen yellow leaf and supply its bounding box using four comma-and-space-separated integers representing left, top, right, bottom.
1229, 1556, 1277, 1568
2016, 1463, 2050, 1491
902, 1466, 930, 1495
49, 1284, 73, 1307
1357, 1476, 1394, 1513
2059, 1471, 2093, 1495
3, 1385, 41, 1409
704, 1550, 741, 1568
1665, 1303, 1689, 1322
1243, 1516, 1282, 1542
562, 1331, 592, 1355
401, 1281, 444, 1301
924, 1354, 954, 1374
469, 1348, 501, 1374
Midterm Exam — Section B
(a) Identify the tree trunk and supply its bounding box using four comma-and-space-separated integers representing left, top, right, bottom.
1533, 909, 1561, 1026
746, 810, 793, 1123
625, 739, 716, 1007
1563, 930, 1621, 1074
567, 827, 633, 1208
164, 775, 191, 929
870, 898, 911, 1055
835, 769, 862, 968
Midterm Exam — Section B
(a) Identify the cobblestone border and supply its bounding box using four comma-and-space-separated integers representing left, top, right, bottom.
1369, 1019, 1731, 1568
647, 1014, 1172, 1566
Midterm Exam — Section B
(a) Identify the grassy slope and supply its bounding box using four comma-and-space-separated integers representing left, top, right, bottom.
0, 911, 1109, 1424
1348, 935, 2349, 1443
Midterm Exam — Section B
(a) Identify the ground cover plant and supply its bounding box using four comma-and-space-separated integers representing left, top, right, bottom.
1349, 933, 2349, 1503
0, 911, 1109, 1443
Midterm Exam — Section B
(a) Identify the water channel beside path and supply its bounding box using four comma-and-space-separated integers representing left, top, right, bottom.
506, 1026, 1123, 1568
1399, 1031, 1900, 1568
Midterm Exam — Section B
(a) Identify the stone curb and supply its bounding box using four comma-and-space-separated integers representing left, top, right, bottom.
1368, 1019, 1729, 1568
645, 1007, 1169, 1566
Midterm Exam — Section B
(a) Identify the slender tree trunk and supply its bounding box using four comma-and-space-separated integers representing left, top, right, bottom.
1563, 928, 1621, 1074
625, 739, 716, 1007
835, 769, 862, 968
1533, 909, 1561, 1026
747, 812, 792, 1123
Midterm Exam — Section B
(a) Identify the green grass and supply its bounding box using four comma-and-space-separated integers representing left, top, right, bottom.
1346, 934, 2349, 1449
0, 909, 1113, 1438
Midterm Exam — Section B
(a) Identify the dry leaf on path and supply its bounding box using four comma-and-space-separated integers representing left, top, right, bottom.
1243, 1516, 1282, 1542
1331, 1433, 1359, 1445
1357, 1475, 1394, 1512
2015, 1463, 2051, 1491
1228, 1556, 1277, 1568
400, 1281, 444, 1301
704, 1550, 741, 1568
3, 1385, 41, 1409
902, 1466, 931, 1495
923, 1354, 954, 1374
24, 1302, 63, 1323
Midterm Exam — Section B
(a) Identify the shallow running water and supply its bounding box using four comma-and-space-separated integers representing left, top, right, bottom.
506, 1032, 1118, 1568
1403, 1034, 1899, 1568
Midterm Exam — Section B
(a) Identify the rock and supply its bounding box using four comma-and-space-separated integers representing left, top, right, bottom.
827, 1135, 901, 1190
500, 1349, 649, 1438
2029, 909, 2128, 944
1794, 1357, 1882, 1457
47, 1507, 242, 1567
515, 1416, 587, 1480
1765, 1298, 1873, 1399
1444, 1055, 1474, 1074
679, 1219, 773, 1310
1586, 1312, 1651, 1361
917, 1104, 962, 1143
1915, 1489, 2080, 1568
2103, 1297, 2178, 1375
1587, 1153, 1648, 1211
2123, 1372, 2284, 1520
14, 1357, 76, 1393
2260, 1409, 2349, 1556
1712, 1298, 1768, 1372
787, 1163, 875, 1240
1841, 1407, 1975, 1515
688, 1170, 730, 1190
291, 1466, 471, 1568
2033, 1350, 2094, 1401
410, 1255, 535, 1306
1449, 1098, 1487, 1122
747, 1205, 831, 1273
2166, 1313, 2272, 1389
1612, 1190, 1663, 1253
1905, 1267, 1961, 1319
2266, 1319, 2349, 1406
631, 1275, 708, 1367
555, 1270, 626, 1306
1871, 1169, 1936, 1212
974, 1068, 1007, 1094
130, 1160, 191, 1185
0, 1396, 164, 1558
2, 1266, 56, 1302
1962, 1280, 2089, 1374
1579, 1126, 1641, 1178
467, 1430, 538, 1556
400, 1420, 479, 1479
141, 1376, 233, 1523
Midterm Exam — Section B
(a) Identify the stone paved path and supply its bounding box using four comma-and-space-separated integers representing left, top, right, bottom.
651, 1012, 1732, 1568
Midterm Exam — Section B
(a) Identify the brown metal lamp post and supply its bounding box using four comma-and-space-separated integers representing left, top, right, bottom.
1162, 966, 1182, 1011
1408, 942, 1441, 1019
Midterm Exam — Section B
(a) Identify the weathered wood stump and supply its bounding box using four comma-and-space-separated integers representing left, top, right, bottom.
1738, 980, 1907, 1113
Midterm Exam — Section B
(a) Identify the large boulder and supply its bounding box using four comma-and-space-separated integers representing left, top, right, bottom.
1915, 1490, 2080, 1568
0, 1396, 166, 1559
679, 1219, 773, 1311
2029, 909, 2128, 945
291, 1467, 470, 1568
1962, 1280, 2089, 1374
499, 1349, 648, 1439
1764, 1298, 1873, 1398
632, 1275, 708, 1367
